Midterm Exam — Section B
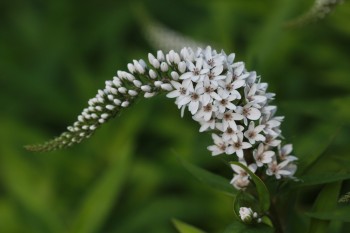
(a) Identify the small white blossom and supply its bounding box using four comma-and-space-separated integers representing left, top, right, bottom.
278, 144, 298, 162
235, 103, 261, 125
195, 103, 217, 121
227, 134, 252, 158
180, 58, 209, 82
207, 134, 228, 156
253, 143, 275, 167
266, 160, 292, 179
244, 121, 266, 144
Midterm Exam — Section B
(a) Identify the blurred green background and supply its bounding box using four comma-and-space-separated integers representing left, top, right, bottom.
1, 0, 350, 232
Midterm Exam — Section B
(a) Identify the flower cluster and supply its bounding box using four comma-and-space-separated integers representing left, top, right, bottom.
26, 46, 297, 189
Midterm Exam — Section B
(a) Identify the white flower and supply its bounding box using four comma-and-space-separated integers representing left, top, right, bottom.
244, 83, 267, 106
166, 80, 192, 103
226, 134, 252, 158
215, 89, 237, 113
195, 103, 217, 121
203, 46, 225, 69
204, 65, 226, 87
196, 77, 222, 105
253, 143, 275, 167
278, 144, 298, 162
198, 118, 216, 132
176, 81, 202, 115
266, 160, 292, 179
235, 103, 261, 125
220, 110, 244, 130
217, 71, 245, 98
264, 134, 281, 147
244, 121, 266, 144
207, 134, 228, 156
180, 58, 209, 82
217, 123, 243, 142
261, 116, 283, 137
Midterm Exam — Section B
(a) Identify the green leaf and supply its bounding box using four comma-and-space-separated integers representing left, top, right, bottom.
307, 182, 342, 233
222, 220, 273, 233
178, 156, 238, 197
295, 123, 340, 175
230, 162, 270, 212
172, 218, 206, 233
297, 171, 350, 186
305, 206, 350, 223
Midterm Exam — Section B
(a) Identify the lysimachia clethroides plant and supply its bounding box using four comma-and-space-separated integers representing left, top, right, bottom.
26, 46, 298, 228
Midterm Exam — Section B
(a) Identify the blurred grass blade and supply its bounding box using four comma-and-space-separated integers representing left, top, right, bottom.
0, 120, 63, 233
297, 171, 350, 186
305, 206, 350, 223
178, 156, 238, 197
67, 102, 148, 233
222, 220, 273, 233
230, 162, 270, 212
172, 218, 206, 233
68, 140, 133, 233
307, 181, 342, 233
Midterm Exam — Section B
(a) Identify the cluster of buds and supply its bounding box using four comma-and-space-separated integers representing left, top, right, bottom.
239, 207, 261, 224
26, 46, 297, 188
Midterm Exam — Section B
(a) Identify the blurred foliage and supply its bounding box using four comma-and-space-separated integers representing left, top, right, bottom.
1, 0, 350, 232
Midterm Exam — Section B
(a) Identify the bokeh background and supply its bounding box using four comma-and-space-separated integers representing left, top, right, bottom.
1, 0, 350, 232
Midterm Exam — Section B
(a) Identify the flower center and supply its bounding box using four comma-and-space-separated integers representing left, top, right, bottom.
234, 141, 242, 149
191, 93, 199, 100
227, 127, 234, 134
193, 68, 200, 76
220, 99, 228, 106
180, 87, 187, 95
224, 112, 232, 121
204, 104, 212, 112
205, 86, 214, 93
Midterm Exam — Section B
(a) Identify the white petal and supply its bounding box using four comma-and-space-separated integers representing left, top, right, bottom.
236, 149, 244, 158
247, 108, 261, 120
282, 144, 293, 155
242, 142, 252, 149
180, 72, 193, 80
189, 101, 199, 115
166, 90, 179, 98
255, 134, 266, 142
212, 65, 223, 75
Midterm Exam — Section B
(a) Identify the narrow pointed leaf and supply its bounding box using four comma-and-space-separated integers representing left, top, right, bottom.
297, 171, 350, 186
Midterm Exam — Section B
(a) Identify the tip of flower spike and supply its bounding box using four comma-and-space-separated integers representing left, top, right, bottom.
24, 134, 73, 152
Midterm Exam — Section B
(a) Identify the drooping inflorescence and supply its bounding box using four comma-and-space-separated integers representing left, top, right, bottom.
26, 46, 297, 188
